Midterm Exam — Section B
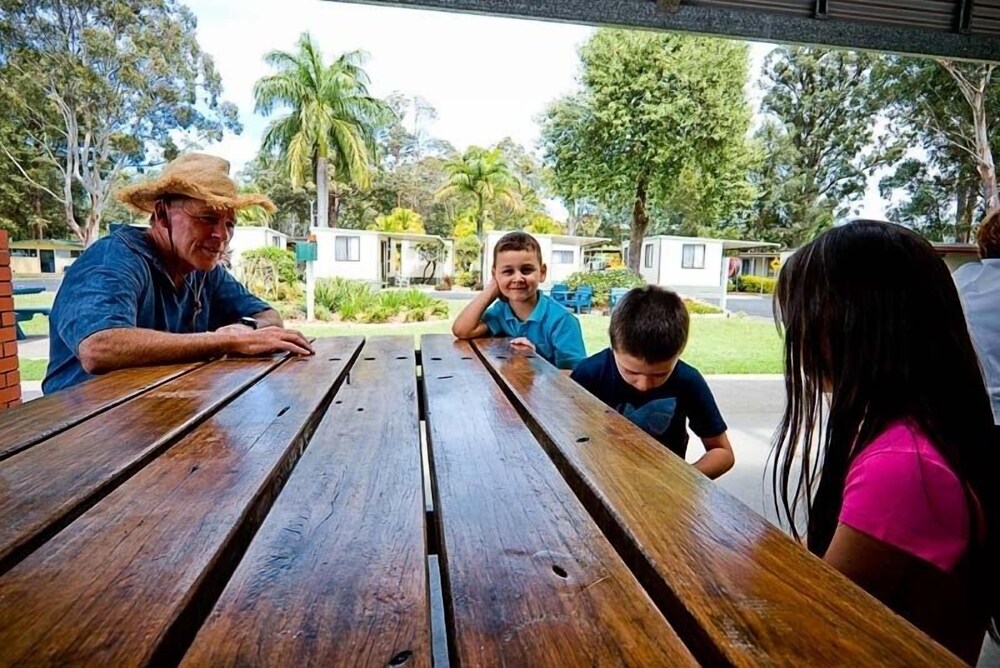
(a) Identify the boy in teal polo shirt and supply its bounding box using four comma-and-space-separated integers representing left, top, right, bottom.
452, 231, 586, 370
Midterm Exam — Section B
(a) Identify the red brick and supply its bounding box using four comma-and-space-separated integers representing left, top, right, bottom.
5, 369, 19, 386
0, 250, 9, 267
0, 267, 10, 282
0, 283, 10, 298
0, 230, 8, 246
0, 326, 13, 343
2, 341, 16, 357
0, 385, 19, 404
5, 398, 21, 409
0, 357, 16, 374
0, 297, 12, 312
0, 312, 12, 327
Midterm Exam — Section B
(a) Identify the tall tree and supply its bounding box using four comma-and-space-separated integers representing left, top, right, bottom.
540, 30, 754, 272
367, 207, 425, 234
745, 47, 896, 248
0, 0, 241, 245
877, 57, 1000, 242
436, 146, 520, 244
253, 32, 389, 229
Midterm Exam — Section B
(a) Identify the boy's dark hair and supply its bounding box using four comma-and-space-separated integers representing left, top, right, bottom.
493, 231, 543, 265
609, 286, 689, 362
977, 209, 1000, 259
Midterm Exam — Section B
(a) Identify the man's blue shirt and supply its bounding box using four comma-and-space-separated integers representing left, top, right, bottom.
44, 226, 270, 394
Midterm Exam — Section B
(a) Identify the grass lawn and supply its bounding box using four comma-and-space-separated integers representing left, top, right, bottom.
14, 296, 784, 379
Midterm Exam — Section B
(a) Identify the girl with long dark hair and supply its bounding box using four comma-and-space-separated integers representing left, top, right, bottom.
773, 220, 998, 663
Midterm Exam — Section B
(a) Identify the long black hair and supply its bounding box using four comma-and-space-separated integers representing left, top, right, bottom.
772, 220, 998, 637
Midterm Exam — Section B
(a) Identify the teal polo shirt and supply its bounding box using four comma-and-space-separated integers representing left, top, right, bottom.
482, 293, 587, 370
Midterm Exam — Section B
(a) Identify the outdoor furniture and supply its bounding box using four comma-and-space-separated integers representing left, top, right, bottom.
548, 282, 570, 304
12, 286, 48, 341
609, 287, 630, 310
0, 335, 961, 666
561, 284, 593, 313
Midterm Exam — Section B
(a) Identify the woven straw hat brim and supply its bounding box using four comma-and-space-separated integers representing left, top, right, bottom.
116, 175, 277, 214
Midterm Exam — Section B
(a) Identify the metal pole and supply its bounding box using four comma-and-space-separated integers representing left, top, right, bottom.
306, 259, 315, 322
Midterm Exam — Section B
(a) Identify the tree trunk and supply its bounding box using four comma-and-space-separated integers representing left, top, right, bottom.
627, 176, 650, 275
939, 61, 999, 212
955, 184, 968, 243
316, 157, 329, 229
476, 193, 486, 281
567, 200, 579, 237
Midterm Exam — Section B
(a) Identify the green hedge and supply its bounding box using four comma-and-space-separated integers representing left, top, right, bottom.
313, 278, 449, 323
735, 275, 776, 294
564, 268, 645, 307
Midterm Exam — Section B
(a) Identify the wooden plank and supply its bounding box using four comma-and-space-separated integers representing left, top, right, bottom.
0, 361, 201, 461
420, 335, 696, 666
0, 356, 285, 573
182, 337, 429, 667
472, 337, 964, 667
0, 337, 362, 667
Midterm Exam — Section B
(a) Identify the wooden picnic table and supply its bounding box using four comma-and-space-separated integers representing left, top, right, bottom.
0, 335, 962, 667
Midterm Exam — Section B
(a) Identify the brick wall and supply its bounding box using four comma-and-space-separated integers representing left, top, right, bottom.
0, 230, 20, 409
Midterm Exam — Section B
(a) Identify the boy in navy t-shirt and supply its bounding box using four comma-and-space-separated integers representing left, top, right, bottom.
570, 286, 735, 479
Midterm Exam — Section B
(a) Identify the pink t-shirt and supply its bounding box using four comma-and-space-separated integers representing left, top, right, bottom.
839, 421, 971, 572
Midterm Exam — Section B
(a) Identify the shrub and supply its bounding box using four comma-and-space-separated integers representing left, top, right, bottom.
736, 275, 776, 294
455, 270, 480, 288
684, 299, 723, 315
565, 268, 645, 307
241, 247, 299, 285
312, 279, 449, 322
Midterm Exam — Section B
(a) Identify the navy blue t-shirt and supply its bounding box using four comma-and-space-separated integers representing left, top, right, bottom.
570, 348, 727, 458
44, 226, 270, 394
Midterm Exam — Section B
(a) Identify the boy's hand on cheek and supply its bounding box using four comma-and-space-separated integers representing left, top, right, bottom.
510, 337, 536, 353
485, 279, 501, 299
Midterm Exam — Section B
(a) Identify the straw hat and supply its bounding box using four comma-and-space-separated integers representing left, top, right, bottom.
116, 153, 276, 214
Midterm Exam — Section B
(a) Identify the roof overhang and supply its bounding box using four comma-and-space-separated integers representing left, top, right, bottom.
328, 0, 1000, 63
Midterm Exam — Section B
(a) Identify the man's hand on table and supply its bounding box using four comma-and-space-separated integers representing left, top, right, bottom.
222, 325, 315, 357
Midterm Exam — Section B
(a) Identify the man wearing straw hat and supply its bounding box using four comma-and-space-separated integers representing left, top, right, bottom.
43, 153, 314, 394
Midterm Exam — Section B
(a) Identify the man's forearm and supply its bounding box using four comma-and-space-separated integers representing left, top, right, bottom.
78, 327, 234, 375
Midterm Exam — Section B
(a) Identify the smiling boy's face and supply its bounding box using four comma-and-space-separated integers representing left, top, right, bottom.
493, 249, 547, 303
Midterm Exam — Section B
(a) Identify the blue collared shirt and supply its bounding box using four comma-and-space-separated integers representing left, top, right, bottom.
482, 292, 587, 370
44, 226, 271, 394
954, 259, 1000, 424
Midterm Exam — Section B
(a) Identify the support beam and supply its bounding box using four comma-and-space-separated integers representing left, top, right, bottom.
957, 0, 976, 34
327, 0, 1000, 63
814, 0, 829, 20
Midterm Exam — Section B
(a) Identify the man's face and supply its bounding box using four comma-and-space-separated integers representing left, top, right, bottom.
612, 348, 679, 393
493, 249, 546, 303
159, 198, 236, 272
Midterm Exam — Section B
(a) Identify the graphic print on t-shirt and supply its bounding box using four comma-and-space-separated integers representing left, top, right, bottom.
621, 397, 678, 437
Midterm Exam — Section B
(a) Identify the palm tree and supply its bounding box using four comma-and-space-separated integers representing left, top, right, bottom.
367, 207, 425, 234
437, 147, 520, 242
253, 33, 390, 228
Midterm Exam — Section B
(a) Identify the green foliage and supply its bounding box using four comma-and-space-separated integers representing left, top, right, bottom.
241, 247, 299, 285
565, 268, 645, 308
523, 214, 564, 235
734, 275, 776, 294
683, 299, 723, 315
313, 278, 448, 322
437, 146, 521, 242
254, 32, 391, 228
455, 270, 481, 288
0, 0, 242, 245
454, 235, 482, 274
742, 47, 897, 248
368, 207, 425, 234
540, 31, 755, 272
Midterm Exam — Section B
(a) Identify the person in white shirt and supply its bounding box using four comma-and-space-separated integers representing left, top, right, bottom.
954, 210, 1000, 425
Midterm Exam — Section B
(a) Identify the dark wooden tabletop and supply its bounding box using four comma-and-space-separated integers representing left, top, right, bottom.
0, 335, 962, 667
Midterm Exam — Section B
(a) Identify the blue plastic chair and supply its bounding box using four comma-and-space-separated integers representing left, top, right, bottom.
563, 285, 593, 314
549, 283, 570, 304
609, 287, 630, 311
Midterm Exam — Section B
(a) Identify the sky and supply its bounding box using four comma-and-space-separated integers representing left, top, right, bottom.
185, 0, 886, 220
